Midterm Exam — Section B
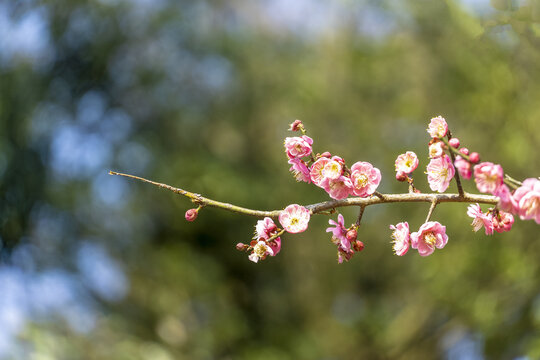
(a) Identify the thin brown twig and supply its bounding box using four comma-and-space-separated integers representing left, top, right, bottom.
355, 205, 366, 227
110, 171, 499, 219
425, 199, 438, 223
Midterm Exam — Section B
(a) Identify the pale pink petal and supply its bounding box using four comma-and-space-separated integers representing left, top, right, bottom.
326, 176, 353, 200
390, 222, 410, 256
395, 152, 419, 174
350, 161, 381, 197
427, 116, 448, 138
284, 135, 313, 159
426, 155, 455, 193
310, 158, 330, 187
473, 162, 504, 194
279, 204, 311, 233
410, 221, 448, 257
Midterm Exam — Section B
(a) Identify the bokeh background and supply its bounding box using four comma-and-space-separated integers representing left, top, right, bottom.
1, 0, 540, 359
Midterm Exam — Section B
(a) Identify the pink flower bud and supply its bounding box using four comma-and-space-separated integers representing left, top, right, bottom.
333, 156, 345, 165
236, 242, 247, 251
288, 119, 303, 132
353, 240, 364, 252
396, 171, 408, 182
319, 151, 332, 158
469, 152, 480, 163
459, 147, 470, 156
185, 208, 198, 221
448, 138, 460, 148
346, 229, 357, 242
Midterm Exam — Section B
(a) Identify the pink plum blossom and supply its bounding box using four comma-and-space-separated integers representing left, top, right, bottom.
473, 162, 504, 194
279, 204, 311, 233
395, 152, 419, 174
389, 222, 410, 256
427, 116, 448, 138
454, 155, 472, 180
284, 135, 313, 159
493, 211, 514, 233
248, 241, 274, 263
513, 178, 540, 223
326, 214, 356, 263
255, 217, 278, 240
326, 214, 349, 250
325, 175, 353, 200
310, 157, 330, 187
410, 221, 449, 257
429, 141, 445, 159
254, 217, 281, 255
466, 203, 494, 235
426, 155, 455, 193
350, 161, 381, 197
321, 156, 343, 180
288, 158, 311, 183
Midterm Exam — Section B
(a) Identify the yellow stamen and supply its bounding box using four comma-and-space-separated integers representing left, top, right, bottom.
356, 174, 368, 187
424, 232, 437, 247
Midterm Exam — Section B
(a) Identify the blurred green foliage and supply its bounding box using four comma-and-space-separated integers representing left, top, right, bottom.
0, 0, 539, 359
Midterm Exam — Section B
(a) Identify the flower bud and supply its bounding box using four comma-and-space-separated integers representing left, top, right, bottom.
236, 242, 247, 251
459, 147, 470, 156
469, 152, 480, 163
289, 119, 303, 132
185, 208, 198, 222
319, 151, 332, 158
448, 138, 460, 148
332, 156, 345, 165
353, 240, 364, 252
346, 229, 357, 242
396, 171, 408, 182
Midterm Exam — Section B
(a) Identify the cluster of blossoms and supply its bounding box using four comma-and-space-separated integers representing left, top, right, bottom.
326, 214, 364, 263
425, 116, 539, 225
387, 115, 540, 256
388, 221, 449, 257
236, 203, 311, 263
181, 117, 538, 263
284, 121, 381, 200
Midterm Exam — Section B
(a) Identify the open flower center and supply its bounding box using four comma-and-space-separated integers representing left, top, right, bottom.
290, 217, 299, 226
254, 242, 269, 257
424, 232, 437, 247
356, 174, 368, 187
437, 125, 445, 136
439, 168, 448, 179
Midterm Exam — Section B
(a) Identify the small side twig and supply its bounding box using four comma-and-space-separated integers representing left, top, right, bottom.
425, 199, 438, 223
355, 205, 366, 227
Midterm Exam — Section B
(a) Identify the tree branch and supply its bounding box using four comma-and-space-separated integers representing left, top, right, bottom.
110, 171, 499, 220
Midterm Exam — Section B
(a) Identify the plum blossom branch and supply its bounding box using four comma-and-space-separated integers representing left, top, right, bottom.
112, 116, 539, 263
109, 170, 498, 219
